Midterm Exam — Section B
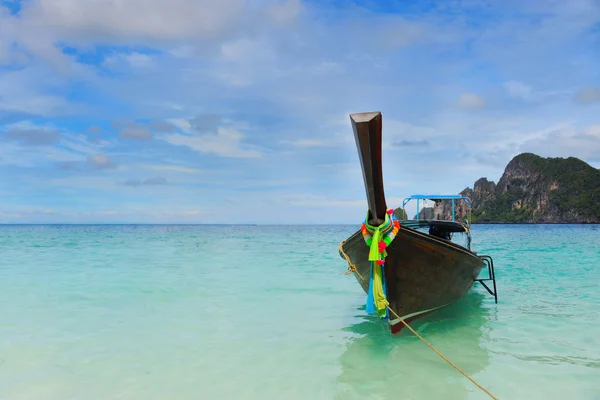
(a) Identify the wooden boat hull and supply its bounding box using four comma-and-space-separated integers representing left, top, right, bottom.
341, 225, 485, 333
341, 111, 491, 334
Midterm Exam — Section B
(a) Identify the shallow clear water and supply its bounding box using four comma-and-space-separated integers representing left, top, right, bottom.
1, 224, 599, 399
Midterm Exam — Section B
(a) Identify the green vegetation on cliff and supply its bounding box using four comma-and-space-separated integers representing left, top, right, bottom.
466, 153, 600, 223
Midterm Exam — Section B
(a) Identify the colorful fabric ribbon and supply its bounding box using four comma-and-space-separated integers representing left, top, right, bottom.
361, 209, 401, 319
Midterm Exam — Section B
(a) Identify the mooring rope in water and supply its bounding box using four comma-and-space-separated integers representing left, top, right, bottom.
339, 240, 499, 400
339, 241, 366, 281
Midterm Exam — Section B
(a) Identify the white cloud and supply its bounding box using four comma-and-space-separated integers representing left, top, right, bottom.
189, 114, 221, 134
167, 118, 194, 134
220, 38, 268, 63
163, 127, 261, 158
15, 0, 303, 48
0, 72, 75, 116
283, 195, 406, 208
0, 208, 211, 223
61, 132, 111, 154
103, 52, 155, 70
311, 61, 344, 75
123, 177, 168, 187
147, 164, 202, 174
381, 119, 440, 149
503, 80, 533, 100
520, 124, 600, 161
4, 127, 60, 146
266, 0, 303, 26
587, 125, 600, 138
283, 139, 332, 147
0, 212, 23, 220
457, 93, 486, 110
20, 0, 246, 42
0, 37, 7, 64
283, 195, 366, 208
152, 210, 205, 217
0, 143, 44, 167
381, 18, 425, 48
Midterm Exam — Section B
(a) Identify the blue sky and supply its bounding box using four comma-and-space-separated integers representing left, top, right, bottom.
1, 0, 599, 224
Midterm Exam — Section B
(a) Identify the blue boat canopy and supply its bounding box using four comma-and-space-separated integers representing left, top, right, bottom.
400, 194, 473, 226
402, 194, 472, 208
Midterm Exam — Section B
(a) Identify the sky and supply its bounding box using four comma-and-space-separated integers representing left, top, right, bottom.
0, 0, 599, 224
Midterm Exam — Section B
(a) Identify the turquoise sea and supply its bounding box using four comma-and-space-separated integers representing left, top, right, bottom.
1, 224, 599, 400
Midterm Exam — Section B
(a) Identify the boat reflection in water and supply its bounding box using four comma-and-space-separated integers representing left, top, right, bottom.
334, 292, 492, 400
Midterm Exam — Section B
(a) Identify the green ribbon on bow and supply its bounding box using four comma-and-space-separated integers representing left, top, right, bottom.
364, 212, 391, 262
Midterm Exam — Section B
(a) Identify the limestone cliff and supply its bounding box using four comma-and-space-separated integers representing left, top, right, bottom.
463, 153, 600, 223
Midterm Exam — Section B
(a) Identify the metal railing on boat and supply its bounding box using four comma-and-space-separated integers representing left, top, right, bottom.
475, 255, 498, 303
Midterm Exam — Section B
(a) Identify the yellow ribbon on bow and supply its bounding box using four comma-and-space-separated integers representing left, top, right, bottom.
372, 262, 389, 317
366, 212, 391, 261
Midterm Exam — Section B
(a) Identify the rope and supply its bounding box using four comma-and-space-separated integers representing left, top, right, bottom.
384, 306, 499, 400
339, 241, 366, 281
338, 241, 499, 400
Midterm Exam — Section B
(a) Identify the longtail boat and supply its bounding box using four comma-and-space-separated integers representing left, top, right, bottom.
339, 111, 497, 334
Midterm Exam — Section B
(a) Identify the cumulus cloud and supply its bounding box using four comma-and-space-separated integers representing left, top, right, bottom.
163, 127, 261, 158
16, 0, 302, 46
19, 0, 246, 42
4, 128, 61, 146
457, 93, 486, 110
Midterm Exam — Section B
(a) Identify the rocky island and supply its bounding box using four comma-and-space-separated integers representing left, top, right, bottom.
461, 153, 600, 223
